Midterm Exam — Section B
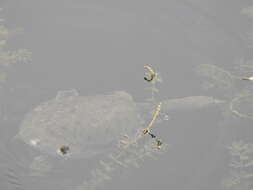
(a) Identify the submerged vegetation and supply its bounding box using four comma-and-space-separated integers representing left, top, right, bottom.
221, 7, 253, 190
195, 62, 253, 189
194, 64, 237, 90
0, 11, 31, 86
0, 12, 32, 120
2, 3, 253, 190
0, 9, 32, 190
143, 65, 162, 102
229, 91, 253, 120
77, 66, 167, 190
0, 8, 32, 121
194, 7, 253, 189
224, 141, 253, 190
194, 62, 253, 120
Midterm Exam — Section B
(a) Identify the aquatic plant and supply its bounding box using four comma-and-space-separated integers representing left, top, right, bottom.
194, 63, 253, 120
194, 63, 244, 92
74, 66, 167, 190
77, 102, 167, 190
0, 10, 31, 86
223, 141, 253, 190
143, 65, 162, 102
10, 63, 168, 190
229, 90, 253, 120
0, 10, 33, 190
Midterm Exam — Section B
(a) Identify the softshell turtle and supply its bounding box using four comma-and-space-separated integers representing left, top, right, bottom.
17, 90, 141, 160
15, 89, 225, 175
